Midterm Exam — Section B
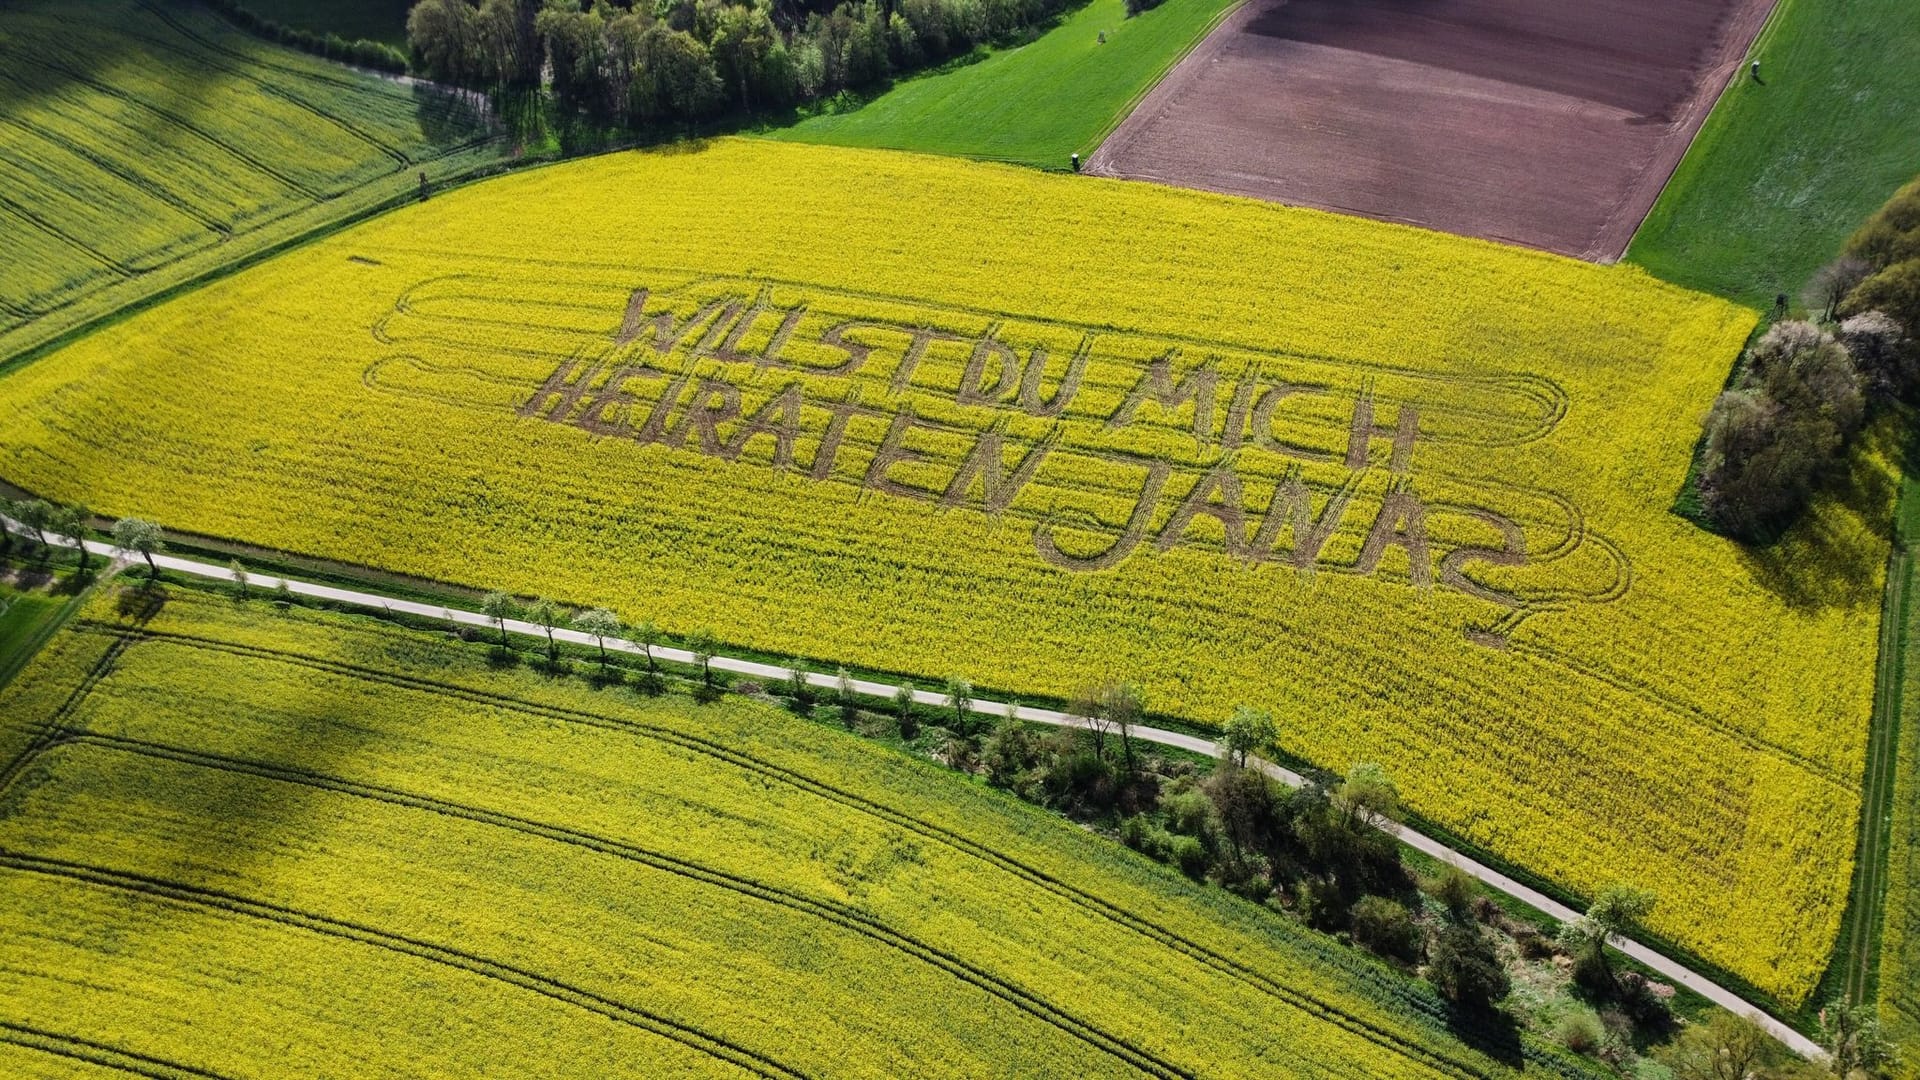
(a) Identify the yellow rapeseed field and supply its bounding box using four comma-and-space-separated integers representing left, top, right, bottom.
0, 586, 1598, 1078
0, 139, 1884, 1001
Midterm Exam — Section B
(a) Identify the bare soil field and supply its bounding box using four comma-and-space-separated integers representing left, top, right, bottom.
1088, 0, 1773, 260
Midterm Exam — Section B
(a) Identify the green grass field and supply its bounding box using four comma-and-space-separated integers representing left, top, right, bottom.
0, 587, 66, 691
0, 0, 501, 364
0, 583, 1602, 1078
241, 0, 412, 47
764, 0, 1236, 167
1880, 476, 1920, 1074
1626, 0, 1920, 307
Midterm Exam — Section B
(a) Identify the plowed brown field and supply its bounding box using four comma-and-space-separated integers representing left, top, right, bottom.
1088, 0, 1773, 260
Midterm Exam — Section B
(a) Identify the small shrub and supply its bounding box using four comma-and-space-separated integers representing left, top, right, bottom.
1163, 789, 1214, 837
1170, 834, 1209, 880
1349, 896, 1421, 964
1556, 1009, 1605, 1056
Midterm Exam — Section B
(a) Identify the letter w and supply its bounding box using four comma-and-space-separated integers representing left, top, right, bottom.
614, 288, 731, 354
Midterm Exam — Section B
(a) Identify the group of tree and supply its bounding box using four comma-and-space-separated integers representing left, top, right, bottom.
1656, 1003, 1897, 1080
2, 498, 168, 579
406, 0, 1085, 130
1699, 177, 1920, 539
963, 691, 1522, 1012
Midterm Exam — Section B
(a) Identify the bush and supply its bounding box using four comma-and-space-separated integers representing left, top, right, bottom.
1838, 310, 1916, 402
1845, 175, 1920, 272
1169, 834, 1209, 880
1556, 1009, 1605, 1056
1746, 320, 1864, 437
1845, 259, 1920, 341
1163, 788, 1215, 837
1124, 0, 1167, 14
1120, 814, 1174, 862
1042, 749, 1117, 816
1349, 896, 1422, 964
1422, 864, 1478, 921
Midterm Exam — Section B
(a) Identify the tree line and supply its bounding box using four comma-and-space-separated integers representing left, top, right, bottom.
0, 498, 169, 579
406, 0, 1084, 129
1699, 177, 1920, 540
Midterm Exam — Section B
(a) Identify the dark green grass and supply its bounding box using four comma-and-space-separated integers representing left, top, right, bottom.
238, 0, 411, 47
763, 0, 1237, 168
1626, 0, 1920, 307
0, 583, 83, 693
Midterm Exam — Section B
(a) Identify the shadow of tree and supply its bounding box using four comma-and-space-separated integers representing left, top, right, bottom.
1440, 1002, 1527, 1069
1735, 421, 1906, 613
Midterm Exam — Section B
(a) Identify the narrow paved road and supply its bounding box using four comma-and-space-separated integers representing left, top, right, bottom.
29, 527, 1825, 1059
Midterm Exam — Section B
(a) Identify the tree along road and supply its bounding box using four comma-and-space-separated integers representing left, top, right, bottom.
32, 526, 1824, 1059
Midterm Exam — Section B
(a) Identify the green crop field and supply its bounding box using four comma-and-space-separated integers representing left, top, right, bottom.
1627, 0, 1920, 307
241, 0, 413, 47
0, 0, 500, 363
0, 584, 1601, 1078
765, 0, 1235, 167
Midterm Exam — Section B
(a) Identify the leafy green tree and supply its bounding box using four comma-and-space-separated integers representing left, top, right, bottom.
1657, 1012, 1783, 1080
54, 503, 90, 570
1428, 922, 1510, 1011
1100, 681, 1144, 777
408, 0, 482, 84
526, 597, 560, 662
1818, 1001, 1897, 1078
944, 675, 973, 730
111, 517, 164, 580
1221, 705, 1276, 768
229, 559, 249, 600
633, 619, 661, 672
1558, 882, 1656, 988
572, 607, 622, 669
892, 683, 917, 738
1422, 864, 1480, 922
1333, 762, 1399, 832
1845, 175, 1920, 272
786, 658, 817, 706
1846, 260, 1920, 343
687, 627, 717, 686
14, 498, 52, 551
835, 665, 858, 726
480, 590, 516, 648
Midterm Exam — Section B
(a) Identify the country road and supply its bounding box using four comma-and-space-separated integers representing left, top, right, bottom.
16, 523, 1827, 1059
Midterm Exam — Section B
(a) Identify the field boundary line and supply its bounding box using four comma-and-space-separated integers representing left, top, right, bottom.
10, 521, 1825, 1060
1075, 0, 1247, 161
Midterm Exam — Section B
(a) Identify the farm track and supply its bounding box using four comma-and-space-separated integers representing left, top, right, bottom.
1840, 542, 1911, 1005
0, 1020, 237, 1080
0, 850, 814, 1080
55, 620, 1497, 1080
56, 729, 1213, 1080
